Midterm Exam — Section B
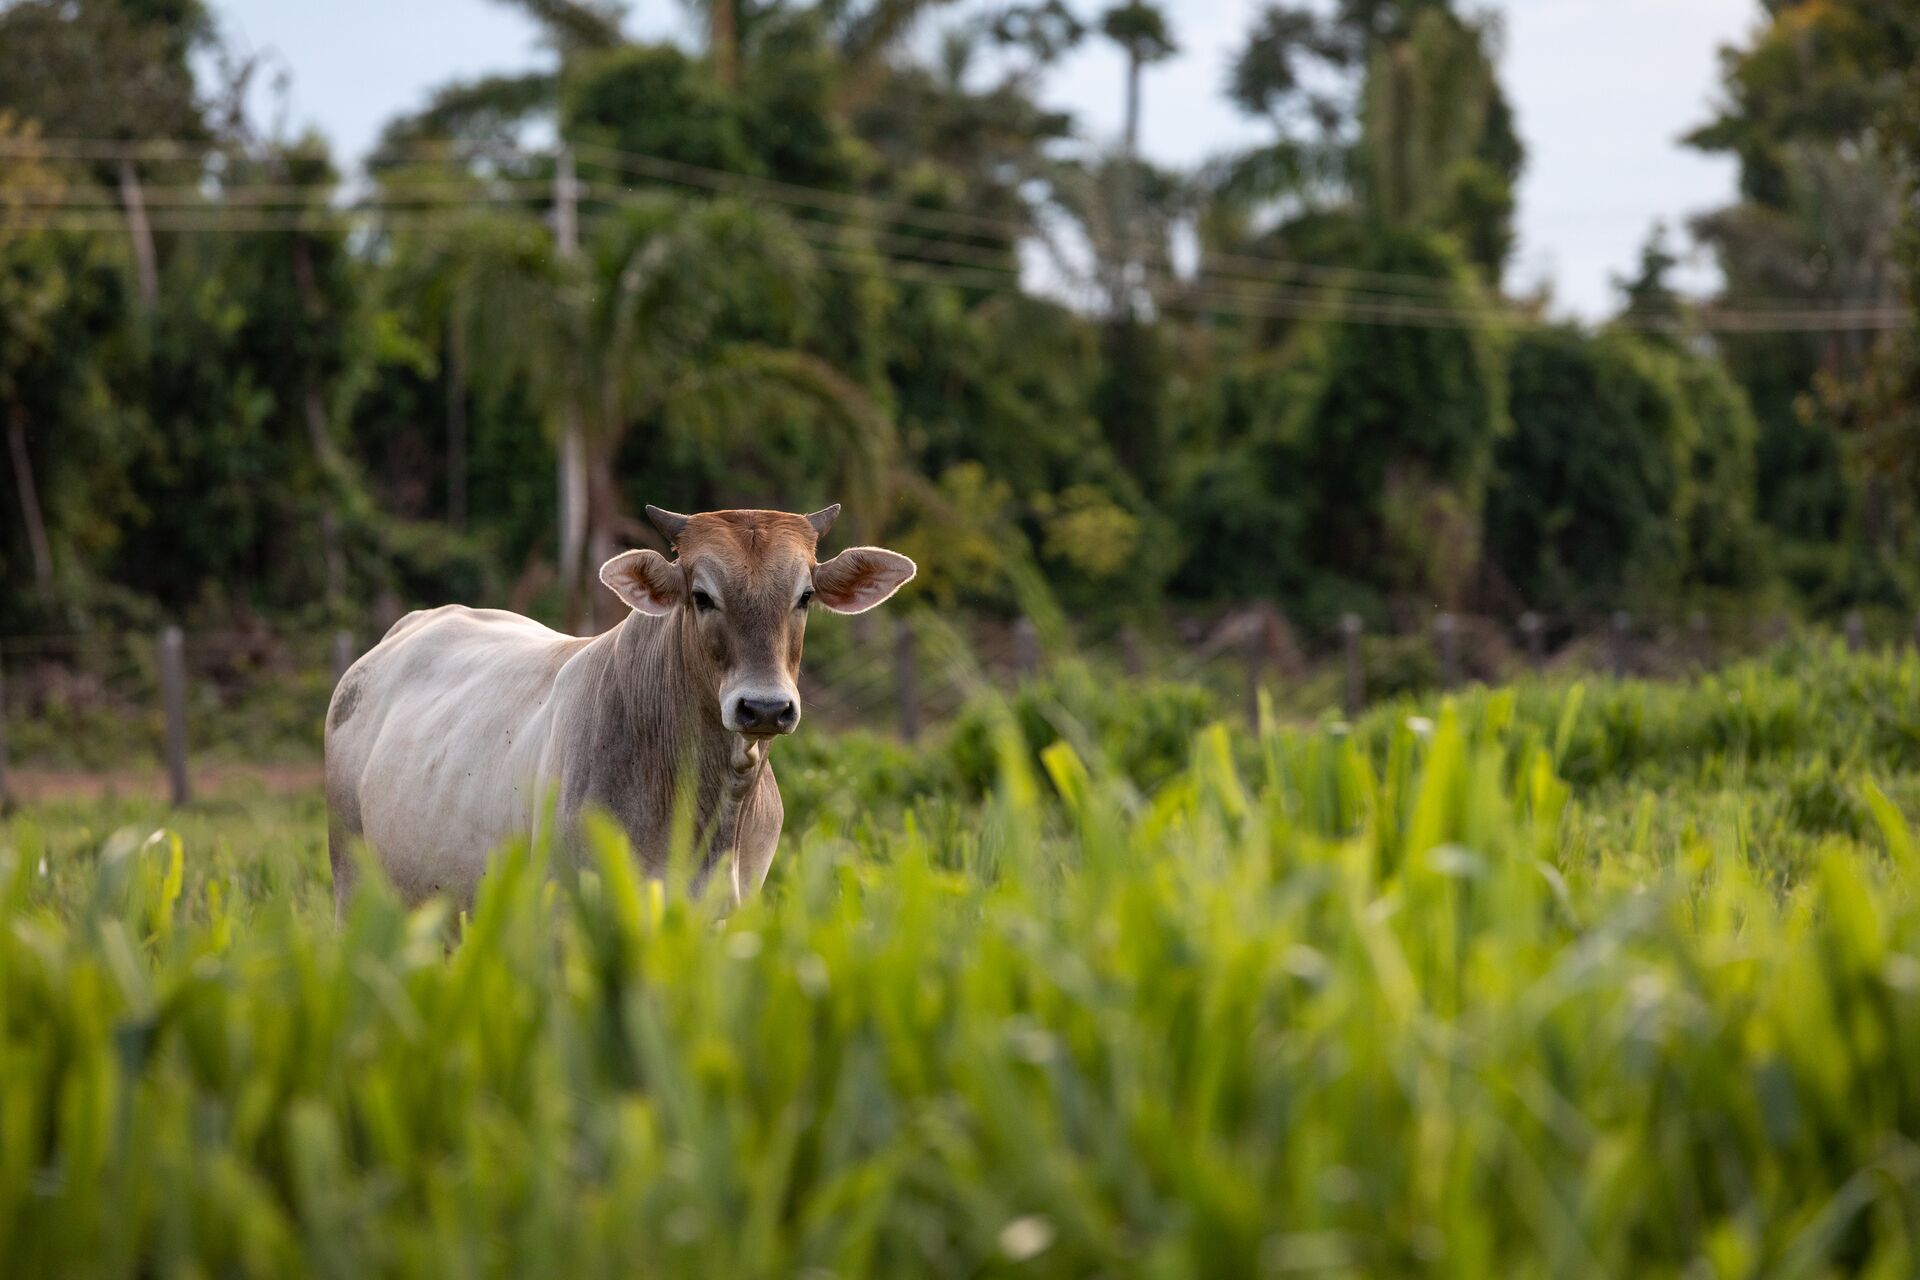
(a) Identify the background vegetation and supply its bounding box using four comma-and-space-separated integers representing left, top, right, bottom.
2, 0, 1918, 649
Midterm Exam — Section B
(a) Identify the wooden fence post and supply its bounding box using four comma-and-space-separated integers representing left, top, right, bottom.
1518, 611, 1544, 668
893, 616, 920, 743
1689, 611, 1710, 665
331, 628, 356, 686
159, 625, 191, 807
1340, 613, 1364, 718
1242, 620, 1266, 730
1013, 617, 1039, 683
1435, 613, 1459, 689
1609, 611, 1632, 678
1845, 610, 1866, 654
1118, 625, 1144, 679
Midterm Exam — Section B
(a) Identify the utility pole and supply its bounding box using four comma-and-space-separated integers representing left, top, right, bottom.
554, 147, 590, 633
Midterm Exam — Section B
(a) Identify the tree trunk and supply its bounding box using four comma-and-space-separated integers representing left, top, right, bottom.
291, 234, 345, 607
117, 158, 160, 307
446, 313, 468, 531
1117, 51, 1143, 321
711, 0, 739, 89
584, 438, 626, 634
1122, 51, 1142, 161
6, 405, 53, 591
557, 412, 590, 633
305, 388, 346, 606
553, 148, 591, 634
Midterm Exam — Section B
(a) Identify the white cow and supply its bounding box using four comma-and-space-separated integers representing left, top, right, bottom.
323, 504, 914, 916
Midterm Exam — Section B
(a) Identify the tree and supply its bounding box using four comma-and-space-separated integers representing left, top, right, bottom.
1358, 8, 1518, 280
1685, 0, 1919, 577
1301, 230, 1508, 605
1099, 1, 1176, 162
1484, 326, 1763, 611
0, 126, 138, 618
1211, 1, 1521, 283
1615, 223, 1684, 337
450, 195, 896, 626
0, 0, 214, 305
1484, 329, 1690, 611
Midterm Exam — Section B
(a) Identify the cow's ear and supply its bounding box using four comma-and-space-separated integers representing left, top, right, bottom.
813, 547, 916, 614
600, 549, 682, 616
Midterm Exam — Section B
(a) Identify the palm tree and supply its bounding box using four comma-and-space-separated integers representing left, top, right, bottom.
436, 194, 896, 627
578, 196, 898, 625
1098, 1, 1177, 162
1094, 2, 1176, 326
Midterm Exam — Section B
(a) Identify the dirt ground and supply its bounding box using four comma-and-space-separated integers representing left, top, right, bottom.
4, 761, 323, 804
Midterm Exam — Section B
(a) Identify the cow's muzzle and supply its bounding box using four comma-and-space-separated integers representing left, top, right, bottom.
727, 692, 799, 736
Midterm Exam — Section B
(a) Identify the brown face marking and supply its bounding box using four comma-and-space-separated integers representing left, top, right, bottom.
672, 510, 820, 694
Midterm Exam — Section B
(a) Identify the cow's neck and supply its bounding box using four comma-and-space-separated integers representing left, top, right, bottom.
585, 609, 766, 873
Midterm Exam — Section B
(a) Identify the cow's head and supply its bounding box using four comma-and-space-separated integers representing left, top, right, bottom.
598, 505, 915, 737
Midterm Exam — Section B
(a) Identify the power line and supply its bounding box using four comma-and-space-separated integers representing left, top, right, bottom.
2, 159, 1912, 332
13, 134, 1911, 320
5, 135, 1548, 301
1, 179, 556, 207
5, 203, 1907, 332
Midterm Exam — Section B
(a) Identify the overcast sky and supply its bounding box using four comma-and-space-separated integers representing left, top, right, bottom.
213, 0, 1759, 317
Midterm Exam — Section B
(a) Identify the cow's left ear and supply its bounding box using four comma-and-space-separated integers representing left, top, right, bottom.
600, 549, 683, 616
813, 547, 916, 614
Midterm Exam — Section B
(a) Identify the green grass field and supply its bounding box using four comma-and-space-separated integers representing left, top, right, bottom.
5, 643, 1920, 1277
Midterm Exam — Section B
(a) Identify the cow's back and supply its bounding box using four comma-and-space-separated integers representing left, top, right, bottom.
325, 605, 592, 908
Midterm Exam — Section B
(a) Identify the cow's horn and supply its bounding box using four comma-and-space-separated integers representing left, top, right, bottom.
806, 504, 841, 539
645, 505, 690, 544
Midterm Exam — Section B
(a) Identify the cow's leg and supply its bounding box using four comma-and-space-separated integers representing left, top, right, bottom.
733, 767, 784, 895
328, 818, 357, 924
690, 736, 766, 907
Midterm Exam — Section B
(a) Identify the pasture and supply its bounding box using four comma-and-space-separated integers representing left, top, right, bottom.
5, 642, 1920, 1276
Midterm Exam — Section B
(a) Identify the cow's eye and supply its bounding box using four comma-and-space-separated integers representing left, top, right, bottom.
796, 590, 814, 610
691, 589, 716, 613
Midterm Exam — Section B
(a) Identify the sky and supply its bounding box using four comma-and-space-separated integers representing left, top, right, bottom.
212, 0, 1760, 317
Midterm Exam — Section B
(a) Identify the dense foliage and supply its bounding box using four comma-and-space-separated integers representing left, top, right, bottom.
5, 647, 1920, 1273
0, 0, 1914, 641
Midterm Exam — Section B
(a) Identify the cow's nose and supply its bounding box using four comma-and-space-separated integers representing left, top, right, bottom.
733, 694, 798, 735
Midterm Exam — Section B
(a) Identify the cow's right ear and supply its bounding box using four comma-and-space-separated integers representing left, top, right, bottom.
599, 549, 683, 616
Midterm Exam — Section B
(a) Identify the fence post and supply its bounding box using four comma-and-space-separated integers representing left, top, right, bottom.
0, 647, 9, 812
1609, 611, 1632, 678
1119, 625, 1144, 679
158, 625, 191, 807
1845, 609, 1866, 654
1243, 622, 1265, 731
331, 628, 356, 686
1013, 617, 1039, 683
1340, 613, 1364, 718
1518, 611, 1544, 668
1435, 612, 1459, 689
893, 616, 920, 743
1689, 610, 1710, 666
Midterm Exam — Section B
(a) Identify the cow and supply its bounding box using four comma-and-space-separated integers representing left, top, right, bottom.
322, 504, 915, 917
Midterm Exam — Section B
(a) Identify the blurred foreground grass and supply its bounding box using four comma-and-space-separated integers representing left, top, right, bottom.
4, 644, 1920, 1275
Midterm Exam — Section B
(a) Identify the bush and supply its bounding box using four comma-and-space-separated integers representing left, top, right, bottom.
941, 661, 1218, 798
